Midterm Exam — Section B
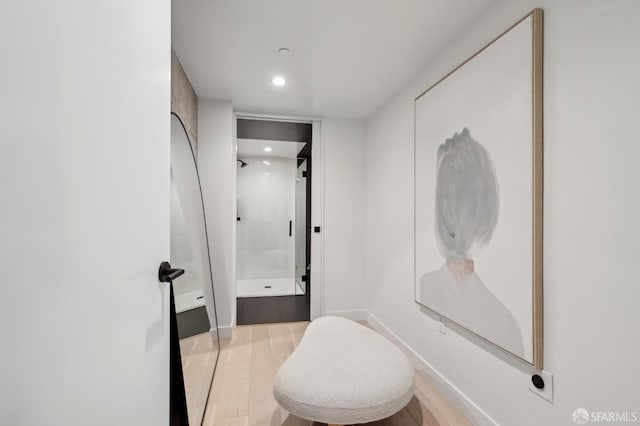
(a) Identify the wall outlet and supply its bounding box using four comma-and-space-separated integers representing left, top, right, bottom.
438, 318, 447, 335
528, 369, 553, 403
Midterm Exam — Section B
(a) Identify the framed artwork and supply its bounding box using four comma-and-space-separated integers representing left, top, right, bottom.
414, 9, 543, 368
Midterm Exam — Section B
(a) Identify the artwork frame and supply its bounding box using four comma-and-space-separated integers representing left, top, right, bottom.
413, 9, 543, 368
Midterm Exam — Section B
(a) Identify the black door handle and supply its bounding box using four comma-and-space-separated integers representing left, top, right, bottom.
289, 220, 292, 237
159, 261, 185, 283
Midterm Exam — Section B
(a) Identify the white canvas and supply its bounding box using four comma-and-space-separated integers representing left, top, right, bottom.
415, 15, 535, 363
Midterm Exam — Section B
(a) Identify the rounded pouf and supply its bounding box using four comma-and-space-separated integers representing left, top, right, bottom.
273, 316, 415, 425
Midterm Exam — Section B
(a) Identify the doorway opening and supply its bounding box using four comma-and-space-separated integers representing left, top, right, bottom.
235, 118, 312, 325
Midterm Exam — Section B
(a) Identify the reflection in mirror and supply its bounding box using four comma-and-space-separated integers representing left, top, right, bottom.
170, 113, 220, 425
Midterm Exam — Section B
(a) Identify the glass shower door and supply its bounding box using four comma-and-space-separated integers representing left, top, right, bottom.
295, 159, 308, 295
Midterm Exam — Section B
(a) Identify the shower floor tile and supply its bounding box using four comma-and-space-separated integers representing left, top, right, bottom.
237, 278, 305, 298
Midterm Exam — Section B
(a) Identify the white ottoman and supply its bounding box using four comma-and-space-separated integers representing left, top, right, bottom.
273, 316, 415, 425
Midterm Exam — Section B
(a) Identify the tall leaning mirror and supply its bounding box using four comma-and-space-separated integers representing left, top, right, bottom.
170, 113, 220, 424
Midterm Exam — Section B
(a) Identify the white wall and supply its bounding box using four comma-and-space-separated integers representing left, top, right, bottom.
198, 99, 236, 333
236, 156, 296, 280
323, 119, 367, 314
364, 1, 640, 424
0, 1, 171, 425
310, 120, 325, 319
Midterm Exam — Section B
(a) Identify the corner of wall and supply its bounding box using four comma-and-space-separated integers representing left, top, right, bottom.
197, 99, 236, 334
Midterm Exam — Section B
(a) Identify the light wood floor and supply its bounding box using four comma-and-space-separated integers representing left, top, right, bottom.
201, 321, 471, 426
180, 332, 219, 425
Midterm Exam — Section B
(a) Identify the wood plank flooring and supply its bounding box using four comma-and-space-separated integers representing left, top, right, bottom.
180, 332, 219, 425
203, 321, 471, 426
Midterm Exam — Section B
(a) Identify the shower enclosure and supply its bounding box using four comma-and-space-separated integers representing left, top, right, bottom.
236, 142, 306, 297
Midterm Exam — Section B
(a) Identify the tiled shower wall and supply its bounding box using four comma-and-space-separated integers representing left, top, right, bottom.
236, 157, 296, 280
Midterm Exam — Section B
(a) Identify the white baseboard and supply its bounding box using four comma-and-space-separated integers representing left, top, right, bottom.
322, 309, 368, 321
365, 311, 497, 426
218, 317, 235, 341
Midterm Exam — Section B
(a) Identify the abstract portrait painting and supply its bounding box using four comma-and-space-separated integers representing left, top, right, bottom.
414, 10, 543, 367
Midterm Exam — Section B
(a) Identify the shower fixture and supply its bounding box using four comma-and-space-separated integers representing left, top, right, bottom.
237, 159, 249, 168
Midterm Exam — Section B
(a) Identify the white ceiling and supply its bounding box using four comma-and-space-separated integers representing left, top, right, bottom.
172, 0, 498, 119
237, 139, 306, 160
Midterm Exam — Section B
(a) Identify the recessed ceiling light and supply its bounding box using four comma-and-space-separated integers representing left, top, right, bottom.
264, 147, 272, 152
262, 160, 271, 166
278, 47, 290, 55
272, 76, 286, 87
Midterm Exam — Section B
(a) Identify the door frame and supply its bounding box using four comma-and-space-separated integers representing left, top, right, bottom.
233, 112, 325, 321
